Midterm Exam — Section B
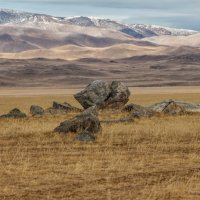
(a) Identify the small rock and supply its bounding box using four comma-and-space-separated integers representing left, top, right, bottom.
76, 130, 96, 141
30, 105, 44, 116
45, 101, 82, 115
149, 99, 189, 115
52, 101, 81, 112
149, 99, 200, 113
0, 108, 27, 119
162, 101, 186, 115
123, 103, 156, 118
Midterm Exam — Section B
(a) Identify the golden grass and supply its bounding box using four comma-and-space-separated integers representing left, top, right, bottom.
0, 93, 200, 199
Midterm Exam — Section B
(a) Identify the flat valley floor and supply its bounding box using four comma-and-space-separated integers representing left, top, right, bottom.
0, 88, 200, 199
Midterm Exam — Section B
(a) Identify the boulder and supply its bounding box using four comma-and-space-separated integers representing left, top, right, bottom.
30, 105, 45, 116
105, 81, 130, 108
54, 106, 101, 135
123, 103, 156, 118
149, 99, 196, 114
162, 101, 186, 115
52, 101, 82, 112
45, 101, 82, 115
0, 108, 27, 119
76, 130, 96, 141
74, 80, 111, 109
74, 80, 130, 109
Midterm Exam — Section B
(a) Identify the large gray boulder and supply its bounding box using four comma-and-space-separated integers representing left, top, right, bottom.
74, 80, 130, 109
54, 106, 101, 135
0, 108, 27, 119
149, 99, 200, 113
105, 81, 131, 108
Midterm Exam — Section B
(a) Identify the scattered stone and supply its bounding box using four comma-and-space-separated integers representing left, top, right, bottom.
54, 106, 101, 135
52, 101, 82, 112
171, 100, 200, 113
161, 101, 186, 115
149, 99, 198, 114
123, 103, 156, 119
45, 107, 65, 115
30, 105, 45, 116
45, 101, 82, 115
0, 108, 27, 119
74, 80, 130, 109
76, 130, 96, 141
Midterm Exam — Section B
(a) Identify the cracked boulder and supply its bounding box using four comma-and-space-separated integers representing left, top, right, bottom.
74, 80, 130, 109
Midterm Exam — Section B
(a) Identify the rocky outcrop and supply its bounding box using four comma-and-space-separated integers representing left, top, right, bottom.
74, 80, 130, 109
0, 108, 27, 119
54, 106, 101, 136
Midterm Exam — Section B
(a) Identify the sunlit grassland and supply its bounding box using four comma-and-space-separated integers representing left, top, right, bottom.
0, 93, 200, 199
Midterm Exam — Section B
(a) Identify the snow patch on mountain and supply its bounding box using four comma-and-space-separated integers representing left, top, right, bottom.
0, 9, 198, 38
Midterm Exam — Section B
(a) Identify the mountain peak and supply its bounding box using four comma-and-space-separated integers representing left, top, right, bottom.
0, 9, 198, 38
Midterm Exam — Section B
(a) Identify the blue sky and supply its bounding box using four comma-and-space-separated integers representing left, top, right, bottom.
1, 0, 199, 30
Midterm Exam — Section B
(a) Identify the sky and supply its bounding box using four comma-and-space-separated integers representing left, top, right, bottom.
0, 0, 199, 30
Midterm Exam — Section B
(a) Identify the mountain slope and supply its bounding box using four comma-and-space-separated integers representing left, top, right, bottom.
0, 24, 156, 53
143, 33, 200, 47
0, 9, 198, 38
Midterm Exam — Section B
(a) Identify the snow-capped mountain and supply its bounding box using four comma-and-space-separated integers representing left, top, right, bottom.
130, 24, 197, 37
0, 9, 198, 38
0, 9, 58, 25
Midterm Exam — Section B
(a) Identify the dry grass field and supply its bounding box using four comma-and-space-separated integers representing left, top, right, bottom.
0, 92, 200, 199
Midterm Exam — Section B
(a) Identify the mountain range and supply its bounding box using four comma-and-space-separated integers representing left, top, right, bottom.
0, 8, 199, 56
0, 9, 197, 38
0, 9, 200, 87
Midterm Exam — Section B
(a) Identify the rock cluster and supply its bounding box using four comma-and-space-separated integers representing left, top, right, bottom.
30, 102, 82, 116
2, 80, 200, 142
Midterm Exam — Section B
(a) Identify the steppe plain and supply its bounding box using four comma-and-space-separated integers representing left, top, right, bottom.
0, 89, 200, 199
1, 14, 200, 199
